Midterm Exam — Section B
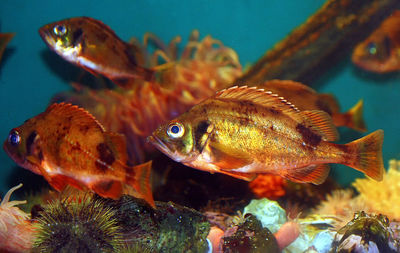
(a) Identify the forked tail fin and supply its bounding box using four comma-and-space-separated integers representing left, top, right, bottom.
332, 99, 367, 132
345, 130, 384, 181
125, 160, 155, 208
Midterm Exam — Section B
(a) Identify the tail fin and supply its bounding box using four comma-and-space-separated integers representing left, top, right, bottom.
345, 130, 384, 181
125, 161, 155, 208
332, 99, 367, 132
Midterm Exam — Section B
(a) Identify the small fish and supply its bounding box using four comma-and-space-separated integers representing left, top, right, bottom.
257, 80, 366, 132
0, 33, 14, 63
148, 86, 384, 184
39, 17, 156, 87
352, 10, 400, 73
3, 103, 155, 207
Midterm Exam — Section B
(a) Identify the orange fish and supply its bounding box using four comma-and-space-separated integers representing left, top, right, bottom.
39, 17, 158, 87
352, 10, 400, 73
3, 103, 155, 207
256, 80, 366, 132
149, 86, 384, 184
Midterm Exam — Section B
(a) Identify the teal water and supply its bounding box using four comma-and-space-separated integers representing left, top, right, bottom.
0, 1, 399, 195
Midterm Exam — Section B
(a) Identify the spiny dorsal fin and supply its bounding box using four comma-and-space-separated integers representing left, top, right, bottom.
301, 110, 339, 141
216, 86, 302, 121
46, 103, 106, 132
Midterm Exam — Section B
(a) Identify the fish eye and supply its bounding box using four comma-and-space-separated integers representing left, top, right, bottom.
8, 130, 21, 146
167, 122, 185, 138
366, 42, 377, 55
53, 24, 67, 36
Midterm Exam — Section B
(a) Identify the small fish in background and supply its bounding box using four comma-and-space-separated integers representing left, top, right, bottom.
3, 103, 155, 208
149, 86, 384, 185
0, 33, 15, 63
39, 17, 166, 88
352, 10, 400, 73
256, 80, 366, 132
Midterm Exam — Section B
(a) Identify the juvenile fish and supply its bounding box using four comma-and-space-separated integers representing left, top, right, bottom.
352, 10, 400, 73
39, 17, 156, 87
257, 80, 366, 132
149, 86, 384, 184
4, 103, 155, 207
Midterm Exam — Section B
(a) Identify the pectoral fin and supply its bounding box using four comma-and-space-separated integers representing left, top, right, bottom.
208, 142, 253, 170
218, 170, 257, 181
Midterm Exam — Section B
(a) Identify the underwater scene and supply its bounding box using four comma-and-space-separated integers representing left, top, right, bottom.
1, 0, 400, 252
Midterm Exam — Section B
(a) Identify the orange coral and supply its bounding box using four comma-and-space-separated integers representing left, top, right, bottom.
0, 184, 35, 253
249, 174, 287, 200
54, 30, 242, 164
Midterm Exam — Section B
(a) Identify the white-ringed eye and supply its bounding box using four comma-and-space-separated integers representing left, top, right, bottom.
8, 130, 21, 146
167, 122, 184, 138
53, 24, 67, 36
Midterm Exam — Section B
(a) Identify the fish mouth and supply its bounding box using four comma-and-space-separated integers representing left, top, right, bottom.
147, 135, 186, 163
38, 27, 57, 49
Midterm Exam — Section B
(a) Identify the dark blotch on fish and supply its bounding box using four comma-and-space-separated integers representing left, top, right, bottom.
72, 28, 83, 46
296, 123, 321, 147
269, 108, 281, 115
96, 143, 115, 171
26, 131, 38, 155
194, 121, 211, 152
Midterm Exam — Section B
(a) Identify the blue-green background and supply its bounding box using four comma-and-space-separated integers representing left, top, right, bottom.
1, 1, 399, 195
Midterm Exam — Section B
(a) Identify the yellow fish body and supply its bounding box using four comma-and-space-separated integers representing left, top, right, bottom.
149, 86, 384, 184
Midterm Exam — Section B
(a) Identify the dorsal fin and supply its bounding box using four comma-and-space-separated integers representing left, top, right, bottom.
46, 103, 106, 132
301, 110, 339, 141
261, 79, 317, 94
215, 86, 302, 121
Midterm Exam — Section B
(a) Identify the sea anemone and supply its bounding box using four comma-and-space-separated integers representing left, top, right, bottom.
0, 183, 35, 253
248, 174, 287, 200
352, 159, 400, 221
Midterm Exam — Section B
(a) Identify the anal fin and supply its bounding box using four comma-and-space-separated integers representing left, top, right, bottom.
91, 180, 123, 199
218, 170, 257, 181
284, 164, 330, 185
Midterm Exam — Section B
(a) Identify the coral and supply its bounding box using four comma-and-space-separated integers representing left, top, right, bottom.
248, 174, 286, 200
312, 189, 367, 229
33, 194, 123, 253
331, 211, 400, 252
313, 160, 400, 230
0, 183, 35, 253
222, 214, 280, 253
352, 159, 400, 221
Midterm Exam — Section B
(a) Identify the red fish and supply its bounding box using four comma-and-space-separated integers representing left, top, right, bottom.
38, 17, 158, 87
352, 10, 400, 73
3, 103, 155, 207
